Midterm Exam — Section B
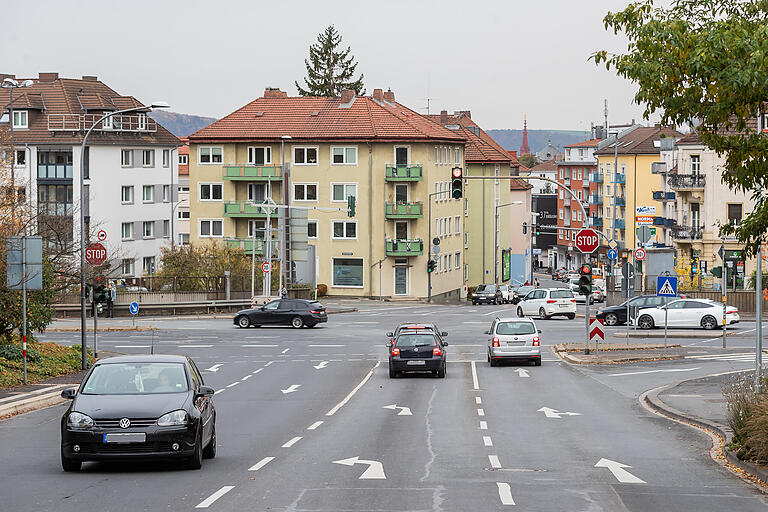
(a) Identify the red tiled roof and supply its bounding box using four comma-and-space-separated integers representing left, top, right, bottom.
565, 138, 601, 148
510, 177, 533, 190
426, 112, 511, 164
675, 131, 702, 145
529, 158, 559, 172
594, 126, 683, 155
189, 91, 466, 143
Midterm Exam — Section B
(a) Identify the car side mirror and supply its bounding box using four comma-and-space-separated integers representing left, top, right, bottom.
61, 387, 76, 400
442, 342, 449, 346
538, 329, 542, 334
484, 330, 490, 335
441, 331, 448, 336
386, 332, 394, 337
196, 385, 215, 397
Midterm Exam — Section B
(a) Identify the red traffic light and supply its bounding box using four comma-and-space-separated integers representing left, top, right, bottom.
452, 167, 463, 178
581, 265, 592, 275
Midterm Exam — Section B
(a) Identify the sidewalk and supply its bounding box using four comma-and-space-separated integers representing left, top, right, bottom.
553, 343, 764, 364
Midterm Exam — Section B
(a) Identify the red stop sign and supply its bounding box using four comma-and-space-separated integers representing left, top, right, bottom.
85, 242, 107, 265
574, 229, 599, 254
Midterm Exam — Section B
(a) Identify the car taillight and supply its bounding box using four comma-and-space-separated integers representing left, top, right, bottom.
433, 347, 442, 356
309, 309, 321, 313
727, 308, 738, 314
546, 299, 557, 304
532, 336, 540, 346
389, 339, 395, 346
391, 348, 400, 356
492, 337, 500, 347
570, 299, 577, 303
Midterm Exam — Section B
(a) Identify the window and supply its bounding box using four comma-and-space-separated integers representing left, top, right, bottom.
121, 149, 133, 167
577, 211, 582, 222
199, 146, 223, 164
143, 257, 156, 275
572, 210, 577, 221
162, 185, 170, 202
121, 258, 134, 275
121, 186, 133, 204
691, 155, 701, 174
727, 204, 743, 225
162, 149, 170, 168
178, 210, 190, 219
455, 216, 460, 234
332, 146, 357, 164
578, 169, 582, 180
199, 183, 223, 201
332, 258, 363, 287
142, 150, 154, 167
248, 220, 266, 238
199, 219, 223, 237
454, 148, 460, 163
137, 113, 147, 131
163, 220, 170, 238
464, 198, 468, 217
15, 149, 26, 166
447, 217, 452, 235
559, 208, 563, 220
121, 222, 132, 240
559, 189, 563, 199
12, 110, 28, 129
142, 185, 154, 203
464, 232, 468, 248
455, 251, 460, 269
294, 183, 318, 201
247, 146, 272, 165
332, 221, 357, 239
559, 169, 563, 180
143, 221, 154, 238
434, 147, 439, 164
179, 233, 190, 245
577, 190, 582, 200
293, 147, 318, 165
178, 154, 188, 165
447, 253, 452, 271
332, 183, 357, 202
308, 220, 318, 239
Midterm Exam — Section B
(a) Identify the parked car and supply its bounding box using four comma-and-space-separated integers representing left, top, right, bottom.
388, 329, 448, 378
512, 285, 535, 304
595, 294, 686, 326
60, 355, 216, 471
636, 299, 740, 330
471, 284, 503, 305
234, 299, 327, 328
486, 317, 542, 366
517, 288, 577, 320
498, 285, 513, 304
386, 323, 448, 346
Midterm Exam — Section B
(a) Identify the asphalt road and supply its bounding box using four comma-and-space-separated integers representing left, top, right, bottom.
2, 301, 767, 511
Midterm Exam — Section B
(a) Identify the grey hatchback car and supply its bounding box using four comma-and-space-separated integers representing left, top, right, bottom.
486, 317, 542, 366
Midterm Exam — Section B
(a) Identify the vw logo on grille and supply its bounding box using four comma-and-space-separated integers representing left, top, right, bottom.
414, 347, 419, 352
119, 418, 131, 429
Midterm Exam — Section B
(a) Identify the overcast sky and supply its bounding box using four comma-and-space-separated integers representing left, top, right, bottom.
2, 0, 659, 132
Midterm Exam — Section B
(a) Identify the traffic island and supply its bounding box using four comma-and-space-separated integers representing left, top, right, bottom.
553, 343, 684, 364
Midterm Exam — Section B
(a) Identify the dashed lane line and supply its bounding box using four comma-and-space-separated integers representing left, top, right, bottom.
326, 361, 381, 416
252, 368, 263, 374
483, 436, 493, 447
282, 436, 302, 448
471, 361, 479, 390
242, 344, 279, 348
248, 457, 275, 472
480, 421, 488, 430
475, 397, 482, 404
477, 408, 485, 417
241, 375, 252, 381
226, 382, 240, 388
281, 348, 290, 354
195, 486, 235, 508
488, 455, 502, 469
496, 483, 516, 506
307, 421, 323, 430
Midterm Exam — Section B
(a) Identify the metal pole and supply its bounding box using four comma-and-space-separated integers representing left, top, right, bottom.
664, 297, 669, 349
93, 296, 98, 359
22, 236, 27, 385
265, 207, 272, 298
380, 260, 383, 301
757, 243, 763, 391
9, 86, 15, 227
428, 194, 433, 303
722, 238, 727, 348
250, 225, 256, 299
494, 204, 499, 284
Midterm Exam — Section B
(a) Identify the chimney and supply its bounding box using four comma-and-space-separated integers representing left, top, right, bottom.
455, 110, 472, 119
372, 88, 383, 101
81, 75, 98, 82
39, 72, 59, 82
383, 89, 395, 103
340, 89, 356, 104
263, 87, 287, 99
440, 110, 448, 124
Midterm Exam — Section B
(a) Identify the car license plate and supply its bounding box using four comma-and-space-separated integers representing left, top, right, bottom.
507, 341, 524, 344
103, 433, 146, 443
406, 360, 426, 365
559, 303, 568, 307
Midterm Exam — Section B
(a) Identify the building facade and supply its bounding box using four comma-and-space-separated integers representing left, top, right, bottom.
177, 138, 190, 245
187, 88, 466, 299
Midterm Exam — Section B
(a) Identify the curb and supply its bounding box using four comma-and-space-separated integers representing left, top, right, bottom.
0, 384, 77, 420
552, 345, 684, 365
613, 331, 738, 339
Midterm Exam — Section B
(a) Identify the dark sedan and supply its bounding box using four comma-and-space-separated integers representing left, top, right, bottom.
595, 294, 686, 326
388, 330, 448, 378
60, 355, 216, 471
234, 299, 327, 328
471, 284, 503, 305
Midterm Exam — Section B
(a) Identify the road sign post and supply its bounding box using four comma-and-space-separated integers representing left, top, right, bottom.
657, 275, 678, 348
129, 301, 139, 327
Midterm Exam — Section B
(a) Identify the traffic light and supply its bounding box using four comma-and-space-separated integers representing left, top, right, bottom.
578, 264, 592, 296
93, 285, 109, 304
522, 222, 527, 234
451, 167, 463, 199
427, 259, 436, 273
347, 196, 356, 217
535, 227, 540, 236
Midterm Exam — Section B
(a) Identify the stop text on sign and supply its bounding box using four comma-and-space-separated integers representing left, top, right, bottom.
574, 229, 599, 254
85, 243, 107, 265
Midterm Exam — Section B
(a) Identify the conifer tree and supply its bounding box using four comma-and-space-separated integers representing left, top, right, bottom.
295, 25, 365, 97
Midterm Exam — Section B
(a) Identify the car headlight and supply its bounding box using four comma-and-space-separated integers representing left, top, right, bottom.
472, 293, 477, 297
157, 410, 188, 427
67, 411, 94, 428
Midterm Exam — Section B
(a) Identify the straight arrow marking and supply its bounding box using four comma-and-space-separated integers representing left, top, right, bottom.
382, 404, 412, 416
281, 384, 300, 394
595, 458, 646, 484
514, 368, 530, 378
496, 482, 516, 506
314, 361, 329, 370
205, 364, 222, 372
332, 456, 386, 479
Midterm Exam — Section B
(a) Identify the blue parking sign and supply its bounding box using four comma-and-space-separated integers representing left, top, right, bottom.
656, 276, 678, 297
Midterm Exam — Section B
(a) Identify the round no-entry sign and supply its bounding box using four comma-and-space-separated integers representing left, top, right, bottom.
97, 230, 107, 242
574, 228, 599, 254
261, 262, 271, 273
85, 242, 107, 265
634, 248, 646, 260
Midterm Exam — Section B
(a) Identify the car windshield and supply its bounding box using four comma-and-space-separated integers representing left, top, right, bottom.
396, 334, 436, 347
517, 286, 534, 295
496, 322, 536, 335
82, 363, 189, 395
551, 290, 573, 298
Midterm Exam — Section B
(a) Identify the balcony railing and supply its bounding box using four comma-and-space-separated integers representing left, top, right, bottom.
614, 219, 626, 229
652, 191, 676, 201
385, 202, 423, 218
668, 174, 705, 190
591, 173, 604, 183
224, 238, 266, 255
590, 217, 603, 227
615, 173, 626, 184
590, 195, 603, 205
563, 196, 571, 206
671, 226, 703, 241
385, 238, 423, 256
385, 165, 423, 181
616, 197, 626, 206
47, 114, 158, 132
223, 165, 282, 181
223, 201, 273, 218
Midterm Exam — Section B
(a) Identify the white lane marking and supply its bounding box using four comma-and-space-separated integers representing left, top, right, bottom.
595, 458, 646, 484
205, 364, 223, 372
226, 382, 239, 388
281, 384, 300, 394
326, 361, 381, 416
265, 361, 274, 366
475, 396, 482, 404
484, 308, 511, 316
282, 436, 302, 448
496, 483, 516, 506
538, 407, 581, 419
477, 408, 485, 417
471, 361, 479, 390
488, 455, 502, 468
452, 344, 483, 347
252, 368, 263, 374
382, 404, 413, 416
607, 367, 700, 377
480, 421, 488, 430
351, 321, 379, 324
332, 456, 386, 479
213, 389, 224, 395
483, 436, 493, 446
314, 361, 329, 369
281, 348, 290, 354
514, 368, 530, 378
307, 421, 324, 430
184, 345, 214, 348
195, 486, 235, 508
241, 375, 252, 381
242, 344, 279, 348
248, 456, 275, 471
115, 345, 149, 348
310, 344, 345, 347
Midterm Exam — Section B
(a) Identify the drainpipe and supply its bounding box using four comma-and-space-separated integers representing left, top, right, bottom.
368, 142, 373, 299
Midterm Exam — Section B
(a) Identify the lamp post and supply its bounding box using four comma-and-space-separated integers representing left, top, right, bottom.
2, 78, 33, 226
493, 200, 523, 283
79, 101, 169, 370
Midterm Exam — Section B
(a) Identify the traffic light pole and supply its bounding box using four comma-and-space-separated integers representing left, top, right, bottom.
427, 191, 440, 303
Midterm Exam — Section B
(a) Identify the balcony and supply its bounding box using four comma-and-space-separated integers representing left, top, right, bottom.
590, 217, 603, 227
47, 113, 158, 133
615, 173, 626, 184
615, 197, 626, 206
224, 238, 266, 255
614, 219, 626, 229
223, 165, 282, 181
664, 217, 677, 227
223, 201, 272, 218
671, 225, 703, 241
590, 195, 603, 205
385, 202, 423, 219
385, 165, 423, 181
668, 174, 705, 190
591, 173, 604, 183
385, 238, 423, 257
563, 196, 571, 206
652, 191, 676, 201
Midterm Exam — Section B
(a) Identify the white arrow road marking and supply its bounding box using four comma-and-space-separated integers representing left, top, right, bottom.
595, 458, 646, 484
537, 407, 581, 419
281, 348, 290, 354
382, 404, 412, 416
281, 384, 301, 394
332, 456, 386, 479
496, 483, 516, 506
196, 486, 235, 508
314, 361, 329, 370
248, 456, 275, 472
488, 455, 502, 469
514, 368, 530, 378
608, 367, 700, 377
205, 364, 223, 372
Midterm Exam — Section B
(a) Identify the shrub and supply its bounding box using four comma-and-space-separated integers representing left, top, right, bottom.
0, 342, 42, 363
724, 373, 768, 462
317, 284, 328, 296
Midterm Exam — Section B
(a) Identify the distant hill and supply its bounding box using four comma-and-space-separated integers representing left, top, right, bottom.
486, 129, 592, 154
148, 111, 217, 138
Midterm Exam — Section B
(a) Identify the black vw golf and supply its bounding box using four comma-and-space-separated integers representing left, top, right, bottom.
60, 355, 216, 471
234, 299, 328, 328
388, 329, 448, 378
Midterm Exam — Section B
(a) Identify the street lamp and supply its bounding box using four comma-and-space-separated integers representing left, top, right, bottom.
79, 101, 169, 369
2, 78, 34, 224
494, 200, 523, 283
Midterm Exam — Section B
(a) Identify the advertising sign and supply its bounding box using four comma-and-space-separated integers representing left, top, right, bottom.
501, 250, 511, 282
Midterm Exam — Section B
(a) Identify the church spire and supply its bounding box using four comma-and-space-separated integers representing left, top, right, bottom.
519, 115, 531, 156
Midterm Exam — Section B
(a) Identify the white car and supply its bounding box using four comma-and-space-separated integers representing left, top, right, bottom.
486, 317, 542, 366
498, 285, 513, 304
517, 288, 577, 320
635, 299, 740, 330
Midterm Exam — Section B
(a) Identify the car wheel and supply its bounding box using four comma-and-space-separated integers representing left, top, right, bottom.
487, 351, 491, 363
184, 430, 203, 470
638, 315, 655, 330
389, 365, 396, 378
291, 316, 304, 329
61, 449, 81, 472
517, 307, 524, 318
533, 359, 542, 366
539, 307, 549, 320
701, 315, 717, 330
237, 316, 250, 328
604, 313, 619, 326
202, 423, 216, 459
437, 362, 446, 378
567, 314, 576, 320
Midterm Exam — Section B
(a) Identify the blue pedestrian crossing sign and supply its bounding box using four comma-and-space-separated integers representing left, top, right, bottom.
656, 276, 678, 297
129, 302, 140, 315
607, 249, 618, 260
